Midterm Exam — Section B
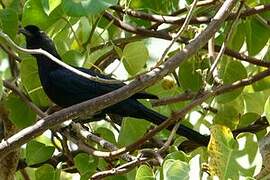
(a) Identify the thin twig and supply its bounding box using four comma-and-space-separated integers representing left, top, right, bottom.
208, 1, 244, 79
62, 17, 83, 48
156, 0, 199, 66
3, 80, 45, 117
91, 157, 151, 180
70, 123, 136, 161
151, 91, 196, 107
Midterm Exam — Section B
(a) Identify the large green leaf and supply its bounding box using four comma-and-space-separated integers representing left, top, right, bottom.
35, 164, 60, 180
22, 0, 61, 29
95, 127, 117, 145
252, 68, 270, 91
264, 97, 270, 124
62, 50, 84, 66
21, 58, 51, 107
130, 0, 178, 14
74, 153, 98, 180
178, 57, 203, 92
238, 113, 260, 129
213, 104, 240, 130
208, 125, 261, 179
62, 0, 118, 17
122, 41, 149, 75
41, 0, 61, 15
0, 8, 18, 40
5, 93, 36, 128
26, 141, 55, 165
118, 118, 150, 146
243, 92, 267, 114
216, 58, 247, 103
135, 165, 155, 180
83, 46, 113, 68
162, 159, 190, 180
22, 0, 50, 29
228, 21, 245, 51
245, 17, 270, 56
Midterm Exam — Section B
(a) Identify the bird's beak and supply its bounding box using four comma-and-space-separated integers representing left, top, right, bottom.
18, 27, 31, 37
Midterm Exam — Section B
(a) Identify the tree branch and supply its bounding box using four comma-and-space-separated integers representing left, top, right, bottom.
110, 3, 270, 25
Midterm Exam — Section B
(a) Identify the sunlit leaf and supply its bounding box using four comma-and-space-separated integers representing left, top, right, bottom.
178, 57, 203, 92
35, 164, 60, 180
122, 41, 149, 75
5, 93, 36, 128
26, 141, 55, 165
208, 125, 261, 179
162, 159, 190, 180
135, 165, 155, 180
20, 57, 51, 107
118, 118, 150, 146
216, 58, 247, 103
245, 17, 270, 56
0, 8, 18, 39
74, 153, 98, 180
62, 0, 118, 17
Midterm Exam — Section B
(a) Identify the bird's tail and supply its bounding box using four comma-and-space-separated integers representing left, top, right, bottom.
141, 107, 210, 146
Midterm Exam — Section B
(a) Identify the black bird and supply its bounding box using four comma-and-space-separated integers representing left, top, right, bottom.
19, 25, 209, 146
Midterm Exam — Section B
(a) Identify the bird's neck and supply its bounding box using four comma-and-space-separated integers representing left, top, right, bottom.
35, 54, 61, 73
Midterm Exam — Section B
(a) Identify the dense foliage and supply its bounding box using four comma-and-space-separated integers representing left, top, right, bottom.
0, 0, 269, 179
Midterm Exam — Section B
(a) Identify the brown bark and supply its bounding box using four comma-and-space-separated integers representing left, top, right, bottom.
0, 105, 20, 180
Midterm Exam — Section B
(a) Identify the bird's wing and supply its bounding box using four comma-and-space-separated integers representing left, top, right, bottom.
48, 68, 118, 97
76, 67, 159, 99
49, 67, 158, 99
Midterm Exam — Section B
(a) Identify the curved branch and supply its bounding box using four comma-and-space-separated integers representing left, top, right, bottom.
110, 3, 270, 25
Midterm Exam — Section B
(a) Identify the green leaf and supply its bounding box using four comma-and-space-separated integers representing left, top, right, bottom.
83, 46, 113, 68
243, 92, 267, 114
5, 94, 36, 128
62, 50, 84, 66
245, 17, 270, 56
135, 165, 155, 180
22, 0, 50, 29
41, 0, 61, 15
21, 57, 51, 107
95, 127, 116, 145
165, 151, 190, 162
264, 97, 270, 124
118, 118, 150, 146
213, 104, 240, 129
130, 0, 178, 14
62, 0, 118, 17
252, 68, 270, 91
0, 8, 18, 39
22, 0, 61, 29
216, 58, 247, 103
238, 113, 260, 129
208, 125, 261, 179
35, 164, 60, 180
228, 21, 245, 51
122, 41, 149, 75
74, 153, 97, 180
162, 159, 190, 180
26, 141, 55, 165
178, 57, 203, 92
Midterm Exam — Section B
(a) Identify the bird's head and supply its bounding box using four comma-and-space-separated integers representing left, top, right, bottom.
19, 25, 61, 59
19, 25, 44, 49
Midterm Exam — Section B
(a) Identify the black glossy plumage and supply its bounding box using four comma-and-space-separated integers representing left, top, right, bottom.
20, 25, 209, 146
